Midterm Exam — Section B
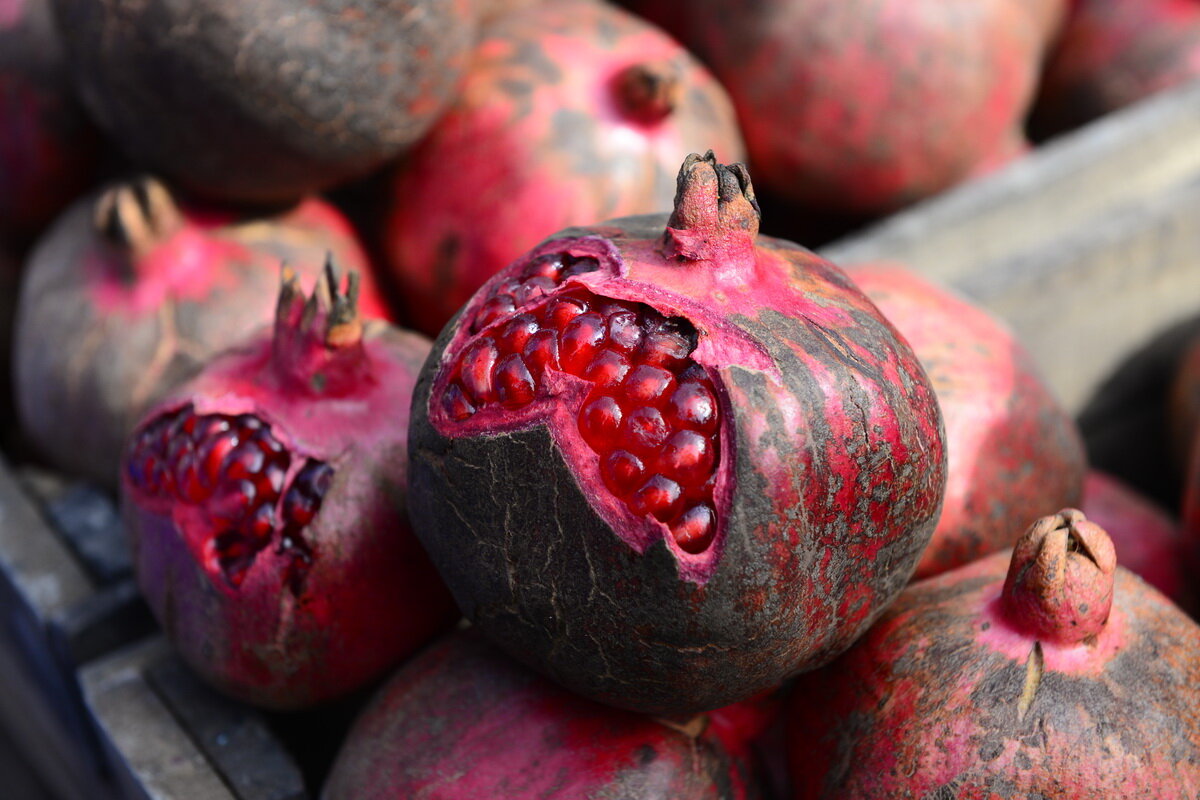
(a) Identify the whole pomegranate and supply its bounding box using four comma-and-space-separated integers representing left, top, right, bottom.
407, 152, 946, 715
0, 0, 98, 241
383, 0, 746, 337
651, 0, 1062, 214
787, 509, 1200, 798
323, 630, 760, 799
51, 0, 479, 204
13, 176, 385, 488
846, 262, 1086, 578
121, 264, 457, 709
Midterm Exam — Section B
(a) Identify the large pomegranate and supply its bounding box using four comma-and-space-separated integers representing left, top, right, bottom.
407, 152, 946, 715
787, 509, 1200, 798
14, 176, 385, 488
121, 264, 456, 709
323, 630, 760, 799
382, 0, 746, 337
846, 262, 1086, 578
51, 0, 479, 204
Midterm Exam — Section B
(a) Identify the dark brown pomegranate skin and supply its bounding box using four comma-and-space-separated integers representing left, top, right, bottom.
407, 153, 947, 716
847, 262, 1086, 579
50, 0, 478, 204
787, 509, 1200, 798
323, 630, 760, 799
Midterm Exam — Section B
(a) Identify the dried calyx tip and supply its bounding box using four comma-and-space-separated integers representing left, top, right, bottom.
661, 151, 760, 263
94, 176, 183, 262
614, 61, 681, 124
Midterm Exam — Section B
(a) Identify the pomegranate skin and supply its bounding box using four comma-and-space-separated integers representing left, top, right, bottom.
847, 262, 1086, 579
787, 510, 1200, 799
407, 154, 946, 715
13, 177, 385, 488
122, 269, 457, 709
323, 630, 759, 800
383, 0, 745, 337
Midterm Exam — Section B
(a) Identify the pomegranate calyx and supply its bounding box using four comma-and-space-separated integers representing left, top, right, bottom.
612, 61, 680, 125
273, 256, 371, 397
662, 151, 759, 269
1002, 508, 1117, 646
93, 176, 183, 266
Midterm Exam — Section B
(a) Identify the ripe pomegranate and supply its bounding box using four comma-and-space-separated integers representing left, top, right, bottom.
381, 0, 746, 337
650, 0, 1061, 214
51, 0, 479, 204
846, 262, 1086, 579
1031, 0, 1200, 138
122, 264, 457, 709
13, 176, 386, 488
407, 152, 946, 715
787, 509, 1200, 798
0, 0, 98, 241
323, 630, 760, 799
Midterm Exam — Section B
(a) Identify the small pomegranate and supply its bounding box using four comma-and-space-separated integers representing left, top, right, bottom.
383, 0, 746, 337
51, 0, 479, 204
14, 176, 386, 488
122, 263, 457, 709
787, 509, 1200, 798
846, 262, 1086, 578
407, 152, 946, 715
0, 0, 98, 241
323, 630, 760, 799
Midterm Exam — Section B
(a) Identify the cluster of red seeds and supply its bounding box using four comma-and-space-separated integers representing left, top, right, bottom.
126, 405, 330, 590
438, 253, 721, 553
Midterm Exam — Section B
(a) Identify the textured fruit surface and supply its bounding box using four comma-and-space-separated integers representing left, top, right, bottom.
787, 509, 1200, 798
14, 177, 384, 488
408, 153, 946, 715
52, 0, 478, 203
123, 266, 455, 708
383, 0, 745, 336
847, 262, 1086, 578
324, 631, 759, 799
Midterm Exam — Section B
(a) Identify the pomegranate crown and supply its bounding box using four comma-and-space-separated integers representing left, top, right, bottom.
662, 151, 760, 266
1002, 508, 1117, 645
613, 60, 681, 125
94, 176, 183, 264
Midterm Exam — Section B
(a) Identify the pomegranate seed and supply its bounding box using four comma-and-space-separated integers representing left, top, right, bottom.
620, 406, 670, 454
563, 255, 600, 277
495, 354, 536, 408
607, 309, 643, 352
584, 349, 631, 388
642, 319, 694, 369
666, 381, 718, 433
629, 475, 683, 521
442, 382, 476, 420
523, 330, 560, 379
658, 429, 715, 484
475, 294, 517, 332
523, 253, 564, 280
544, 296, 589, 328
199, 429, 240, 485
459, 337, 500, 405
515, 275, 556, 305
580, 395, 624, 449
560, 312, 606, 373
211, 478, 257, 523
498, 313, 540, 354
671, 504, 716, 553
225, 440, 266, 481
622, 364, 676, 405
601, 450, 644, 496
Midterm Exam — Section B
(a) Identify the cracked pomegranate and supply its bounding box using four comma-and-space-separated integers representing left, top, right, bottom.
122, 263, 455, 709
408, 152, 946, 715
787, 509, 1200, 798
14, 176, 385, 488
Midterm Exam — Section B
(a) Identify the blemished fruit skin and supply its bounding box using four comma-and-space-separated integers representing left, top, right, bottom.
383, 0, 746, 337
787, 509, 1200, 799
322, 630, 760, 800
51, 0, 479, 204
122, 266, 457, 709
13, 177, 384, 489
407, 153, 946, 716
846, 262, 1086, 579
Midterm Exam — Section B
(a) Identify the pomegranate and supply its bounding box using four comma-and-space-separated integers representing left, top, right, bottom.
0, 0, 98, 241
407, 152, 946, 715
649, 0, 1061, 214
13, 176, 386, 488
1031, 0, 1200, 138
1168, 330, 1200, 472
51, 0, 479, 204
846, 262, 1086, 578
383, 0, 746, 337
787, 509, 1200, 798
323, 630, 760, 799
121, 264, 457, 709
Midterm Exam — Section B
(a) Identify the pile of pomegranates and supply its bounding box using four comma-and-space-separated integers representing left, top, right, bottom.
2, 0, 1200, 796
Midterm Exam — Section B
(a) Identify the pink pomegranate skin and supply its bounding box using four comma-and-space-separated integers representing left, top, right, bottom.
651, 0, 1058, 214
407, 153, 946, 715
382, 0, 746, 337
323, 630, 759, 800
1082, 469, 1195, 613
847, 262, 1086, 579
1031, 0, 1200, 138
122, 267, 457, 709
0, 0, 98, 241
787, 509, 1200, 799
13, 177, 387, 488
